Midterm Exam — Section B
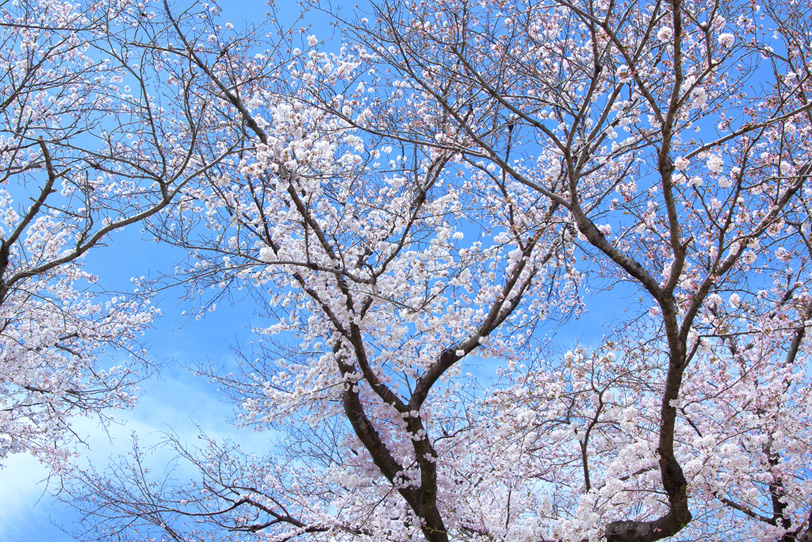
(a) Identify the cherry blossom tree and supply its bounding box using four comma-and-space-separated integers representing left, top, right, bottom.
64, 0, 812, 541
0, 0, 276, 467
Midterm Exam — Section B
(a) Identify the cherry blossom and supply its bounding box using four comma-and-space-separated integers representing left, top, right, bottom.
0, 0, 268, 467
61, 0, 812, 541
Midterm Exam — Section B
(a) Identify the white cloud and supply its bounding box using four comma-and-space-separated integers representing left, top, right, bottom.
0, 454, 55, 542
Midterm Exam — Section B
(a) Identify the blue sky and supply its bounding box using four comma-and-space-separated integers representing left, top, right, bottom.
0, 232, 256, 542
0, 3, 342, 540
